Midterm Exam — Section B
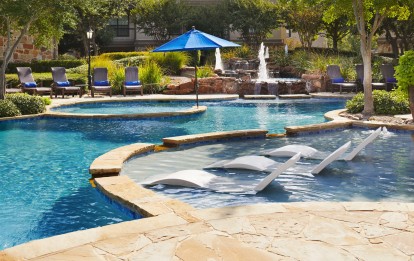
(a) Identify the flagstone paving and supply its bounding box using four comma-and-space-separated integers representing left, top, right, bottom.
1, 202, 413, 260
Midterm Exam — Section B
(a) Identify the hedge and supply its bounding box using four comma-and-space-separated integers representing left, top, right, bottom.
3, 60, 85, 73
99, 52, 148, 60
5, 73, 86, 88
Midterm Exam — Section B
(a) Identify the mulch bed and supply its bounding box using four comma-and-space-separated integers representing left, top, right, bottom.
340, 111, 414, 125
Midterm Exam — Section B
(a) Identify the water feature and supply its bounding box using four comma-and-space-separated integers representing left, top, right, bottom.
265, 46, 270, 59
214, 48, 224, 72
257, 42, 269, 80
253, 42, 302, 95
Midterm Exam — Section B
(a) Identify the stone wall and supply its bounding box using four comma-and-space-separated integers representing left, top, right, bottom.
0, 35, 53, 62
301, 74, 326, 92
164, 76, 308, 96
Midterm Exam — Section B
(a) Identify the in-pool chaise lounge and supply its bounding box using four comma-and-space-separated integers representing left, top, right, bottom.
263, 127, 382, 161
205, 142, 351, 175
141, 153, 301, 193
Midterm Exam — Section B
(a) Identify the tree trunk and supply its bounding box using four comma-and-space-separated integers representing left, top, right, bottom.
332, 34, 338, 50
361, 47, 374, 115
0, 18, 34, 99
409, 86, 414, 121
385, 28, 399, 59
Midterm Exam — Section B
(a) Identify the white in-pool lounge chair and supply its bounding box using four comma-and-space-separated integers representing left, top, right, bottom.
263, 127, 382, 161
140, 153, 301, 193
205, 141, 351, 175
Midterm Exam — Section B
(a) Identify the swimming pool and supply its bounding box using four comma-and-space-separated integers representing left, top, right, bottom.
52, 101, 195, 114
1, 98, 346, 249
51, 99, 345, 133
123, 128, 414, 208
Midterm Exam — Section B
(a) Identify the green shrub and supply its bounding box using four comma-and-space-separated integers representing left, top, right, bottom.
6, 72, 86, 88
271, 50, 292, 67
221, 45, 253, 60
149, 52, 189, 75
139, 60, 164, 93
42, 97, 52, 105
197, 66, 214, 78
291, 50, 310, 74
0, 99, 21, 118
99, 52, 148, 61
6, 93, 46, 115
109, 66, 125, 95
395, 50, 414, 92
346, 90, 410, 115
4, 60, 85, 73
116, 56, 148, 67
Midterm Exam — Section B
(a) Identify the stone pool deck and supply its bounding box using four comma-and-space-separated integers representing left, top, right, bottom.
2, 200, 413, 260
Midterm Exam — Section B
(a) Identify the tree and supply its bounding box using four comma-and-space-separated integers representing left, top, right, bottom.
324, 0, 409, 115
323, 16, 351, 50
131, 0, 189, 43
69, 0, 132, 56
0, 0, 74, 99
224, 0, 280, 46
280, 0, 324, 49
187, 3, 230, 39
381, 3, 414, 59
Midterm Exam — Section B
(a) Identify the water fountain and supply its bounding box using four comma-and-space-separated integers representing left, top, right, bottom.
254, 42, 303, 96
257, 43, 269, 80
264, 46, 269, 59
214, 48, 224, 72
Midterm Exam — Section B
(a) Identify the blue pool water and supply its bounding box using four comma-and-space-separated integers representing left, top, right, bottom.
52, 101, 193, 114
52, 99, 345, 133
0, 98, 354, 250
123, 128, 414, 208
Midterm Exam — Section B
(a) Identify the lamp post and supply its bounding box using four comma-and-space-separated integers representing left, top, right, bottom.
86, 29, 93, 96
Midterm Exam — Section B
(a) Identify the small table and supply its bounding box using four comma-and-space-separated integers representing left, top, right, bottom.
75, 84, 88, 96
372, 82, 386, 90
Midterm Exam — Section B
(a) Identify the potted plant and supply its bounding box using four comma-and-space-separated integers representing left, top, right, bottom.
395, 50, 414, 120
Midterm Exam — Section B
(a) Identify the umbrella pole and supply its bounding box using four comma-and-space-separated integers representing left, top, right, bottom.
195, 65, 199, 108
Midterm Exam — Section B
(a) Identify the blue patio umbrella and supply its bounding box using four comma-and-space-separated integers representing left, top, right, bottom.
152, 26, 240, 107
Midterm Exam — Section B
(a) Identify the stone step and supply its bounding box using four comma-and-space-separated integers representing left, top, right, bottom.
243, 95, 277, 100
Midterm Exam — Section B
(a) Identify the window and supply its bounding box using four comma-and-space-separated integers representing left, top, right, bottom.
109, 17, 130, 37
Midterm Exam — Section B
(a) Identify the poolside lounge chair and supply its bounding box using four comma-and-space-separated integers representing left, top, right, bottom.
263, 127, 382, 161
51, 67, 82, 98
91, 67, 112, 97
123, 66, 143, 96
381, 64, 397, 91
5, 80, 22, 94
16, 67, 52, 97
356, 64, 386, 91
326, 65, 357, 93
206, 141, 351, 175
141, 153, 301, 193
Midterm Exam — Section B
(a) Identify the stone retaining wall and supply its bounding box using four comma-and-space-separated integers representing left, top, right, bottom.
0, 36, 53, 62
164, 76, 307, 96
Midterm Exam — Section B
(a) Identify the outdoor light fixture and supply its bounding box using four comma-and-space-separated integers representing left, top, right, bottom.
87, 29, 93, 96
